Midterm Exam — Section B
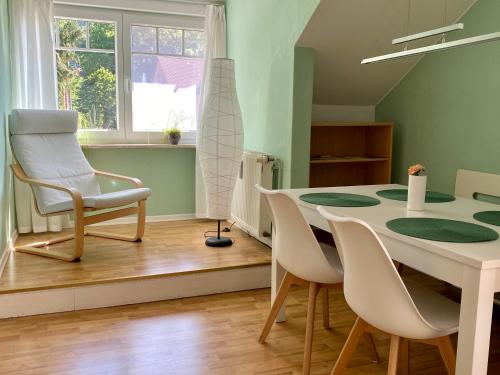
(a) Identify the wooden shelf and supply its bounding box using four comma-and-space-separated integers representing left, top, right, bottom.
310, 156, 388, 164
309, 122, 394, 187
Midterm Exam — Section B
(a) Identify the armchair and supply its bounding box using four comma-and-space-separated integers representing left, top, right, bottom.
10, 109, 151, 261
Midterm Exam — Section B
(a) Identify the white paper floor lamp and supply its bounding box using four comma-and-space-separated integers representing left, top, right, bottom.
199, 58, 244, 247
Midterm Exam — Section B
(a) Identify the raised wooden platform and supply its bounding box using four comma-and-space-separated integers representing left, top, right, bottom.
0, 220, 271, 318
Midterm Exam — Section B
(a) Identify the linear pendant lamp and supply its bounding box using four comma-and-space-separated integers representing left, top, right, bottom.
392, 23, 463, 45
362, 31, 500, 64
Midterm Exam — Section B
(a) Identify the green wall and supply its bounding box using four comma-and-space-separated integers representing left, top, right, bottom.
376, 0, 500, 194
84, 148, 196, 216
291, 47, 315, 188
226, 0, 320, 188
0, 0, 12, 257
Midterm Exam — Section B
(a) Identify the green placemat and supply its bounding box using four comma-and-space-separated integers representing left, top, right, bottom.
377, 189, 455, 203
299, 193, 380, 207
386, 218, 498, 243
474, 211, 500, 227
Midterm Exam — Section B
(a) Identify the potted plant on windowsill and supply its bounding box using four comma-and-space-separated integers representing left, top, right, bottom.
163, 111, 187, 145
163, 127, 181, 145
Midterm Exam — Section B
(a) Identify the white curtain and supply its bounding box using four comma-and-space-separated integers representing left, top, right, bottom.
10, 0, 69, 233
195, 4, 227, 218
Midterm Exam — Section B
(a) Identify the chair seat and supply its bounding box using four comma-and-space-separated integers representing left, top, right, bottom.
404, 278, 460, 337
319, 243, 344, 283
44, 188, 151, 214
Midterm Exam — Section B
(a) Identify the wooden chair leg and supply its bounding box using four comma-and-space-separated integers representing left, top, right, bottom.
15, 208, 85, 262
388, 335, 401, 375
436, 336, 456, 375
303, 282, 319, 375
362, 332, 380, 363
259, 272, 295, 343
322, 288, 330, 329
331, 317, 369, 375
85, 200, 146, 242
398, 338, 409, 375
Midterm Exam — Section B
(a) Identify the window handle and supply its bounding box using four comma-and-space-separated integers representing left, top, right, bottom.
125, 78, 132, 94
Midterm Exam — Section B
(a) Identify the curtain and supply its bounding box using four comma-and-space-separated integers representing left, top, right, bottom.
195, 4, 227, 218
10, 0, 69, 233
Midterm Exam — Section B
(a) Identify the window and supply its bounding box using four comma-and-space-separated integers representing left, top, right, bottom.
55, 18, 118, 130
130, 25, 204, 134
54, 6, 204, 144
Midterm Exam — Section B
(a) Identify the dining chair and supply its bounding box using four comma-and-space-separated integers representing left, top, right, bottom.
318, 207, 459, 375
455, 169, 500, 201
256, 186, 379, 375
10, 109, 151, 262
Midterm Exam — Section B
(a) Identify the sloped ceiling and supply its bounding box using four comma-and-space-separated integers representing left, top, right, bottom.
297, 0, 478, 105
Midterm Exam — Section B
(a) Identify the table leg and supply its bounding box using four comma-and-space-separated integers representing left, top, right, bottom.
456, 266, 496, 375
271, 238, 286, 322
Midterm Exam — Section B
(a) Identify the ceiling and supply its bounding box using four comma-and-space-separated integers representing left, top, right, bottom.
297, 0, 478, 105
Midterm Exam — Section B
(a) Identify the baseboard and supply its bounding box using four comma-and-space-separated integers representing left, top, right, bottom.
0, 231, 17, 278
0, 264, 271, 318
89, 213, 196, 226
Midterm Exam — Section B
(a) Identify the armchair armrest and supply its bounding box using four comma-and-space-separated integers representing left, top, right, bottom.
10, 164, 84, 211
93, 170, 144, 188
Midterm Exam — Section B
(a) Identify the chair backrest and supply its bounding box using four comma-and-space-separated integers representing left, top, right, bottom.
10, 109, 100, 214
455, 169, 500, 202
256, 185, 341, 284
318, 207, 444, 339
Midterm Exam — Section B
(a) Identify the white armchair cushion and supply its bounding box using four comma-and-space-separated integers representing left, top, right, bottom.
10, 109, 78, 134
44, 188, 152, 214
11, 133, 101, 214
10, 109, 100, 214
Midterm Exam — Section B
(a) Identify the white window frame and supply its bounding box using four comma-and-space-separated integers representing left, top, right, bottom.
55, 5, 125, 143
123, 12, 204, 144
54, 4, 205, 144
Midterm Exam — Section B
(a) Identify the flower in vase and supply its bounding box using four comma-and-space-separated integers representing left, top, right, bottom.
408, 164, 426, 176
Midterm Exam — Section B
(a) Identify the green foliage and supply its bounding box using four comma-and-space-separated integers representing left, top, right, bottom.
56, 20, 84, 110
89, 22, 115, 50
56, 18, 117, 130
76, 67, 117, 129
163, 128, 181, 136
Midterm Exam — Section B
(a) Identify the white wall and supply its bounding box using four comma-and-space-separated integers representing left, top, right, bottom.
312, 104, 375, 123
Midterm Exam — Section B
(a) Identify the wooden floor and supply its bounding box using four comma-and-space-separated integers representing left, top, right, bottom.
1, 268, 500, 374
0, 220, 271, 294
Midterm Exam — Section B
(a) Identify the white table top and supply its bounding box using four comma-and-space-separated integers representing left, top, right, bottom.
283, 184, 500, 270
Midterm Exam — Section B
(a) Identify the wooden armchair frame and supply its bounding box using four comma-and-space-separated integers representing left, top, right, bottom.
11, 164, 146, 262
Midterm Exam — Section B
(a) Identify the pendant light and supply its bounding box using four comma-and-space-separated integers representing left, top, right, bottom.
361, 0, 500, 64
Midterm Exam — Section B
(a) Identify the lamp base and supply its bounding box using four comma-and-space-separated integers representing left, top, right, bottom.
205, 236, 233, 247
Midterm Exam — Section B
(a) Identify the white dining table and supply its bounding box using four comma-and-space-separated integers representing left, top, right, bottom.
271, 184, 500, 375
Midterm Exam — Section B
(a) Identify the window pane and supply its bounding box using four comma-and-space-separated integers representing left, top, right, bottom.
56, 19, 117, 131
158, 28, 182, 55
89, 21, 115, 50
131, 26, 156, 53
58, 19, 87, 48
131, 54, 203, 132
183, 30, 204, 57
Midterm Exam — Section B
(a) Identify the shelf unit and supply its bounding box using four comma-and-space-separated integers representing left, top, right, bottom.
309, 122, 393, 187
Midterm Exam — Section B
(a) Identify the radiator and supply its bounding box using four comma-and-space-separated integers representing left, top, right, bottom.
231, 150, 275, 246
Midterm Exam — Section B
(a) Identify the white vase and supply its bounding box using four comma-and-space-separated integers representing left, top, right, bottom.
199, 58, 244, 220
407, 175, 427, 211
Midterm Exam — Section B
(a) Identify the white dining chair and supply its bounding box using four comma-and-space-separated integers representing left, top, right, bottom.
256, 186, 379, 375
455, 169, 500, 201
318, 207, 459, 375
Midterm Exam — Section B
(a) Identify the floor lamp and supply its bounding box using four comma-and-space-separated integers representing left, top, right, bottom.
199, 58, 244, 247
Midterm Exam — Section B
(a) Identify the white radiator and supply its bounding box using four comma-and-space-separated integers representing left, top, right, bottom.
231, 150, 275, 246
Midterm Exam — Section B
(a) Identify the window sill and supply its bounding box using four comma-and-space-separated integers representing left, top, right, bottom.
81, 143, 196, 150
